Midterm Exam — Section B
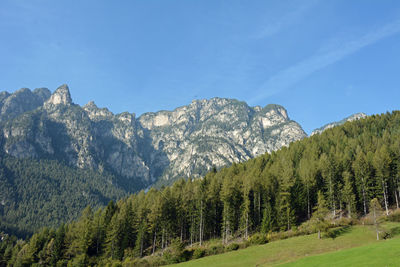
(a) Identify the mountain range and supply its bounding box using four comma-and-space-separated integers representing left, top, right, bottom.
0, 84, 308, 188
0, 84, 365, 235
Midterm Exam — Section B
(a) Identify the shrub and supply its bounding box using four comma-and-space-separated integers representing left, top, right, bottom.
162, 238, 187, 264
248, 233, 268, 245
225, 243, 239, 251
122, 257, 150, 267
207, 244, 224, 255
192, 248, 206, 259
387, 209, 400, 222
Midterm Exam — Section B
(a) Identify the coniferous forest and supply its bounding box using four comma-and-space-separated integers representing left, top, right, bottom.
2, 111, 400, 266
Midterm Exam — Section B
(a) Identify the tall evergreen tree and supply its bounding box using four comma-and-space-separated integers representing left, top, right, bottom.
312, 191, 329, 239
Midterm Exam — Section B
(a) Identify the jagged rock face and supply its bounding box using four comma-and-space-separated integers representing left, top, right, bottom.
139, 99, 306, 180
0, 85, 307, 189
44, 84, 72, 108
311, 113, 367, 136
0, 87, 50, 122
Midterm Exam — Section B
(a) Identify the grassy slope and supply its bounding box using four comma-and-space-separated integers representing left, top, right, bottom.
280, 237, 400, 267
170, 223, 400, 267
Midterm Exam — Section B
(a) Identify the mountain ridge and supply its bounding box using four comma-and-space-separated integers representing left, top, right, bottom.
0, 84, 307, 188
311, 112, 367, 135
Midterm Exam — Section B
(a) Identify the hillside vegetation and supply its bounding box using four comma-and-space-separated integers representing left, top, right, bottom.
0, 156, 128, 238
171, 222, 400, 267
0, 86, 306, 236
2, 111, 400, 266
281, 223, 400, 267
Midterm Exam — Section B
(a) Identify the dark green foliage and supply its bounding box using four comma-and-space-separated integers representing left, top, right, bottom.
248, 232, 268, 245
225, 242, 239, 251
312, 191, 330, 239
0, 156, 128, 238
192, 247, 206, 259
4, 111, 400, 266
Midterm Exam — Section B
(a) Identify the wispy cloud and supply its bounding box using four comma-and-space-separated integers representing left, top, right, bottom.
249, 19, 400, 104
254, 0, 319, 39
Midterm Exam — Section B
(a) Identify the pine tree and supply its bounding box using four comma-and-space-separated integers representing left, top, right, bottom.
312, 191, 329, 239
320, 153, 338, 217
342, 171, 356, 218
370, 198, 382, 240
261, 201, 274, 233
298, 156, 317, 219
353, 149, 370, 215
373, 145, 392, 216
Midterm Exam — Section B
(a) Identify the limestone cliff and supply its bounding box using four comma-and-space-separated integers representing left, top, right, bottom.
0, 85, 307, 188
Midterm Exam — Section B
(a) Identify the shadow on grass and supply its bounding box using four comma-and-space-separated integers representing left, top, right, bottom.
325, 226, 351, 239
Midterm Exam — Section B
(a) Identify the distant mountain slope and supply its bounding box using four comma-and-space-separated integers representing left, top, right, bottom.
311, 113, 367, 136
0, 84, 306, 187
0, 156, 127, 237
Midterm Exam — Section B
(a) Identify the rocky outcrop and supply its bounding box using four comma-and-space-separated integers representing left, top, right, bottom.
311, 113, 367, 136
44, 84, 72, 109
139, 100, 306, 181
0, 85, 307, 189
0, 87, 50, 122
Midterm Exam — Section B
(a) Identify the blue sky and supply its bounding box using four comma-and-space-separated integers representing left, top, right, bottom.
1, 0, 400, 134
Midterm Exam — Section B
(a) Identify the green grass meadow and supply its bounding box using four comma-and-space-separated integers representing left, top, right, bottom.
280, 237, 400, 267
170, 223, 400, 267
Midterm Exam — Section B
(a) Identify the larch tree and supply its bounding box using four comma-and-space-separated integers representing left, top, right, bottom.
370, 198, 382, 240
373, 145, 392, 216
312, 191, 329, 239
342, 171, 356, 218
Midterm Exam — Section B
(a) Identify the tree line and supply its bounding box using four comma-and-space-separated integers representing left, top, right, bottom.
2, 111, 400, 266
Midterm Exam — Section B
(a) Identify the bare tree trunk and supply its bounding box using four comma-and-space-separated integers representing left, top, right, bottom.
361, 177, 367, 215
245, 213, 249, 239
393, 176, 399, 209
330, 178, 336, 217
180, 224, 183, 242
307, 183, 311, 219
222, 221, 226, 244
348, 202, 351, 219
224, 220, 230, 244
200, 199, 203, 246
162, 228, 165, 250
190, 215, 193, 247
214, 205, 217, 239
152, 230, 157, 255
373, 205, 379, 240
382, 179, 389, 216
397, 176, 400, 209
140, 234, 144, 257
258, 192, 261, 224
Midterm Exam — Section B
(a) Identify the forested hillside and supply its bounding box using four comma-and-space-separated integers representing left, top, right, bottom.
0, 85, 306, 238
2, 111, 400, 266
0, 156, 128, 238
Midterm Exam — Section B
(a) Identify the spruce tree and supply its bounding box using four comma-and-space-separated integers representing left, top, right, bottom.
312, 191, 329, 239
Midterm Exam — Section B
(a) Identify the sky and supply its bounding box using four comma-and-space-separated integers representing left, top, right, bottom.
1, 0, 400, 134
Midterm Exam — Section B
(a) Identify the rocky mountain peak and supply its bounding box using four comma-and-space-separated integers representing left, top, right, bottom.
0, 91, 10, 102
0, 88, 49, 122
347, 112, 367, 121
45, 84, 72, 107
83, 101, 113, 121
33, 88, 51, 102
84, 100, 97, 108
311, 112, 367, 136
0, 84, 307, 188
